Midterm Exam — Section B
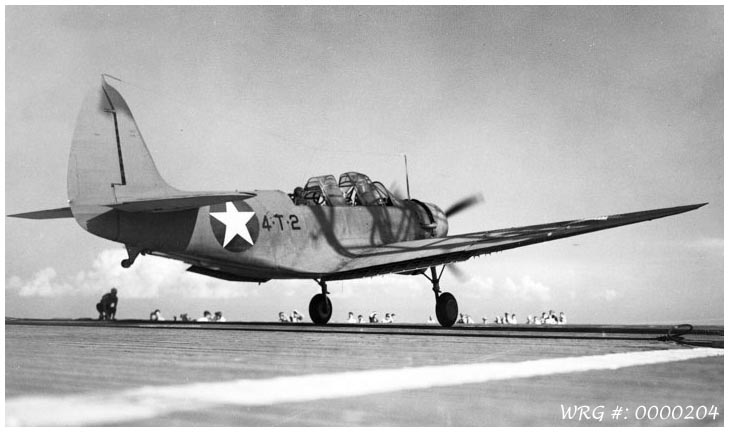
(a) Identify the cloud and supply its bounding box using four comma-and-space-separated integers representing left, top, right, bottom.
331, 276, 426, 299
15, 267, 74, 297
332, 273, 498, 300
689, 237, 723, 250
10, 248, 261, 299
599, 288, 620, 302
456, 274, 496, 299
8, 249, 461, 301
504, 275, 551, 302
8, 275, 23, 290
468, 275, 495, 292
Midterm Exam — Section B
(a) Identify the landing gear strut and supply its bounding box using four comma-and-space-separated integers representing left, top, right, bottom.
309, 279, 332, 325
425, 266, 459, 327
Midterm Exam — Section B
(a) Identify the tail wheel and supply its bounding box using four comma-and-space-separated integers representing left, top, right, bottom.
309, 293, 332, 325
435, 292, 458, 327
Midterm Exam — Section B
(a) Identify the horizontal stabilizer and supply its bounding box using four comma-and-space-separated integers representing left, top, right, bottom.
8, 207, 73, 219
108, 192, 257, 213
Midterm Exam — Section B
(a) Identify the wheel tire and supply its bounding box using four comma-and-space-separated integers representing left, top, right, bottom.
435, 292, 458, 327
309, 293, 332, 325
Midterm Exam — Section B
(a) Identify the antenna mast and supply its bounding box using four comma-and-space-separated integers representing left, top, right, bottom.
403, 154, 411, 200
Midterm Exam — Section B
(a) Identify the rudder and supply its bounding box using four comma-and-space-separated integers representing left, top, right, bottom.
67, 77, 176, 208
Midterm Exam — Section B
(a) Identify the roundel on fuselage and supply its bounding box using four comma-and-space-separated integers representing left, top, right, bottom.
208, 201, 259, 252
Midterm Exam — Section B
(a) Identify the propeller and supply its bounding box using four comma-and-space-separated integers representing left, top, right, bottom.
388, 182, 406, 201
447, 262, 469, 283
444, 193, 484, 218
443, 193, 484, 282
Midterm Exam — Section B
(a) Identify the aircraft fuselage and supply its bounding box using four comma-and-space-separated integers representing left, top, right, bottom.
76, 190, 448, 280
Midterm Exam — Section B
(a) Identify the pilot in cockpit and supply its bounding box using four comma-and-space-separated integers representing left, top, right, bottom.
292, 187, 306, 205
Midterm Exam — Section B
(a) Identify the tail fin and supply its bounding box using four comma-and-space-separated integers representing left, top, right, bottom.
67, 76, 177, 207
65, 76, 254, 240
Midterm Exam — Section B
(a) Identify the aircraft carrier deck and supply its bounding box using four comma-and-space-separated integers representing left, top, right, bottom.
5, 319, 724, 426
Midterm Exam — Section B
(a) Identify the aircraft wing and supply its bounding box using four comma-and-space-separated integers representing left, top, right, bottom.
326, 203, 706, 281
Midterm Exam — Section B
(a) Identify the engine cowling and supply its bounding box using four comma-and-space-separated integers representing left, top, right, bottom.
425, 202, 449, 238
408, 199, 449, 238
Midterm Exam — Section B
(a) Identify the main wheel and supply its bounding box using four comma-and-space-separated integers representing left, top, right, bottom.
435, 292, 458, 327
309, 293, 332, 325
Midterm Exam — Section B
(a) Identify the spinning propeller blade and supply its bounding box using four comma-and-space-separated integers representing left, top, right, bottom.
445, 193, 484, 217
447, 262, 469, 283
388, 182, 406, 201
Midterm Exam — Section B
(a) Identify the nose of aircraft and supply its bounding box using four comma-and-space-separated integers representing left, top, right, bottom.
425, 202, 449, 238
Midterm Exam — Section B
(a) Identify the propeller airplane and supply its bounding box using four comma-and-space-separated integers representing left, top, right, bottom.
9, 76, 707, 327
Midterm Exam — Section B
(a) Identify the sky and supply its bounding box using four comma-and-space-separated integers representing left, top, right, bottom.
5, 6, 723, 324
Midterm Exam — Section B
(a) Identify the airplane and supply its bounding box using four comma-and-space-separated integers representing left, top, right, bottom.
9, 76, 706, 327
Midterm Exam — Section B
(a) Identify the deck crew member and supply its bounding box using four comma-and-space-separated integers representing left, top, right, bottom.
197, 310, 213, 322
291, 309, 303, 322
96, 288, 118, 321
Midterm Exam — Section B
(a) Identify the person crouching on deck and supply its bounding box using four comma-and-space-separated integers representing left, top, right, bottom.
96, 288, 118, 320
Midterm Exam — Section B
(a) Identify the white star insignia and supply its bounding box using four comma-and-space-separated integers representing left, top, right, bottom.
209, 202, 255, 246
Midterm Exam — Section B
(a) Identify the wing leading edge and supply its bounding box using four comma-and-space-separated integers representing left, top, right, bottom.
324, 203, 707, 281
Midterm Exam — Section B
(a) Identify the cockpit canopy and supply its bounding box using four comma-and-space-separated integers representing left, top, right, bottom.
291, 172, 396, 207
